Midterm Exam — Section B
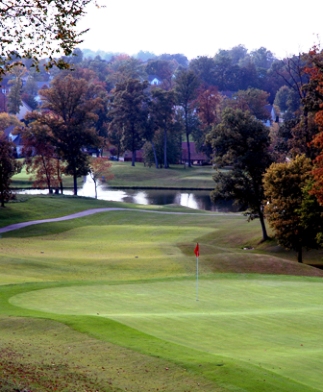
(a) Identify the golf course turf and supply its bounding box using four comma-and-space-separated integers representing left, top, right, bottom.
1, 196, 323, 391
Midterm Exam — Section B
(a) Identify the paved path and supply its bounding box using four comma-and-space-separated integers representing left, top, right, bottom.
0, 208, 233, 234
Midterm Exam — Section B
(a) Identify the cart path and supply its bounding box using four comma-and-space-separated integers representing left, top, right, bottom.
0, 208, 238, 234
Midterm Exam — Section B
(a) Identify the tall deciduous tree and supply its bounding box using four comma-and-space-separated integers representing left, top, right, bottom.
175, 69, 200, 167
263, 155, 322, 263
207, 108, 272, 241
0, 132, 22, 207
151, 89, 176, 168
35, 75, 100, 195
109, 78, 149, 166
0, 0, 93, 79
7, 77, 22, 115
301, 47, 323, 205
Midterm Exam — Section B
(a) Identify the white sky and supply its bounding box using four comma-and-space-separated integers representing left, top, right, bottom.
78, 0, 323, 60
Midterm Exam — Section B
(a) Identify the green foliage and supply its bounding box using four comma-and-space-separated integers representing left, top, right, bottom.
109, 78, 150, 166
175, 69, 200, 167
150, 88, 177, 168
0, 132, 22, 207
208, 108, 272, 240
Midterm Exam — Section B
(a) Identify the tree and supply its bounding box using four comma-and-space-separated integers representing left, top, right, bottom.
207, 108, 272, 241
263, 155, 322, 263
0, 113, 22, 130
7, 77, 23, 114
89, 157, 114, 199
0, 132, 22, 207
189, 56, 216, 86
175, 69, 200, 167
213, 51, 240, 91
146, 59, 178, 90
194, 86, 221, 158
230, 88, 270, 121
250, 47, 276, 70
150, 89, 176, 168
35, 75, 100, 195
134, 50, 157, 62
109, 78, 150, 166
106, 55, 147, 87
22, 118, 65, 193
0, 0, 93, 79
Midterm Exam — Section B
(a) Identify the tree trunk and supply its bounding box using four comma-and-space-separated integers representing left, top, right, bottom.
132, 149, 136, 167
163, 125, 168, 168
186, 132, 191, 167
131, 125, 136, 166
151, 141, 158, 169
259, 208, 269, 242
73, 174, 78, 196
297, 247, 303, 263
185, 109, 191, 167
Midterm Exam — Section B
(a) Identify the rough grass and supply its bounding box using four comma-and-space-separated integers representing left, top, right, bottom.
1, 196, 323, 391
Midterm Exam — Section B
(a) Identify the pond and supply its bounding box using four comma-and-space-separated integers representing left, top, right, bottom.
17, 176, 239, 212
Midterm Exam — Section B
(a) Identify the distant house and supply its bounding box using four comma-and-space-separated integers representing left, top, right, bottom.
123, 149, 144, 163
16, 100, 33, 121
4, 125, 23, 157
123, 142, 209, 165
181, 142, 209, 165
148, 75, 161, 86
35, 81, 50, 104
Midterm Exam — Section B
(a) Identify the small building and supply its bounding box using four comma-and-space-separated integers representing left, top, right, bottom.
181, 142, 209, 165
4, 125, 23, 157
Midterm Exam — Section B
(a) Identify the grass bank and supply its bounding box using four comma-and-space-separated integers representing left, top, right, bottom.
11, 161, 216, 190
1, 196, 323, 391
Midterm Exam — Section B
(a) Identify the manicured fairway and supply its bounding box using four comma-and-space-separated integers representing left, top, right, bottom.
1, 197, 323, 391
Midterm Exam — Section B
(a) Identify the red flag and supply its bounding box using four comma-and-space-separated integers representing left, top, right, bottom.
194, 243, 199, 257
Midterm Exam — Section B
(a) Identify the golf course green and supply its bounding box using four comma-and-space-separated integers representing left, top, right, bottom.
1, 195, 323, 391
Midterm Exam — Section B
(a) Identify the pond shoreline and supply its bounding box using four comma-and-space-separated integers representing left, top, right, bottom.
12, 186, 214, 191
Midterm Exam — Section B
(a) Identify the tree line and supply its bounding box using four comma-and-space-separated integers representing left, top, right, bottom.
2, 11, 323, 263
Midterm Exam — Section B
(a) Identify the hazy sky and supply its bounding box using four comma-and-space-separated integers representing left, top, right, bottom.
78, 0, 323, 60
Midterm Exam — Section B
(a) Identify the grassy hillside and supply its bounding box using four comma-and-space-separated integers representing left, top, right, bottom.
0, 196, 323, 391
11, 161, 216, 190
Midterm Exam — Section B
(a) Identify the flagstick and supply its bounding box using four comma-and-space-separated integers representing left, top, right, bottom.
196, 254, 199, 301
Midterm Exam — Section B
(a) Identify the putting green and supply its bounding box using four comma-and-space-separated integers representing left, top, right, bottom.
10, 277, 323, 389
